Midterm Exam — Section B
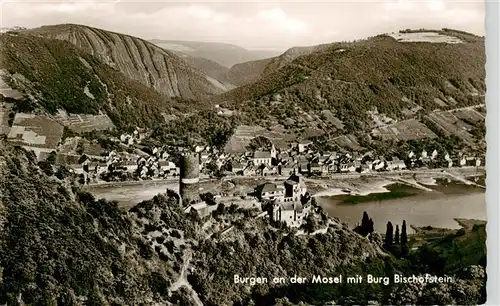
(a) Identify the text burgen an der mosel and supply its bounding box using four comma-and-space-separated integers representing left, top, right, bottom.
234, 274, 454, 286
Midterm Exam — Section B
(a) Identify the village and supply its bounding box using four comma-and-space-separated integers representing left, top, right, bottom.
0, 108, 483, 185
64, 131, 484, 185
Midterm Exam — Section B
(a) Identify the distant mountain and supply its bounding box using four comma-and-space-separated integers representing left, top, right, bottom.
170, 50, 236, 89
149, 39, 281, 68
216, 29, 486, 137
225, 57, 273, 86
261, 43, 334, 76
225, 44, 332, 86
26, 24, 230, 99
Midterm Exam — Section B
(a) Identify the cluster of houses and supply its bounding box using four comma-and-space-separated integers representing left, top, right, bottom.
118, 128, 147, 146
407, 149, 482, 168
223, 143, 483, 178
75, 147, 179, 183
70, 135, 484, 184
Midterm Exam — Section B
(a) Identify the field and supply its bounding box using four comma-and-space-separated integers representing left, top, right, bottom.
433, 97, 448, 107
451, 108, 485, 125
320, 110, 344, 129
332, 134, 363, 151
425, 111, 476, 144
389, 32, 464, 44
224, 124, 295, 153
0, 70, 23, 100
371, 119, 437, 141
7, 113, 64, 149
54, 110, 115, 133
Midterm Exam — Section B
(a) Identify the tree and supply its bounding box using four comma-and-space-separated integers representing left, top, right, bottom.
401, 220, 408, 245
361, 211, 370, 236
395, 225, 400, 245
384, 222, 394, 249
368, 218, 374, 234
38, 160, 54, 176
200, 192, 217, 206
55, 165, 71, 180
46, 151, 57, 165
401, 220, 409, 257
76, 141, 84, 155
78, 154, 88, 164
247, 136, 272, 151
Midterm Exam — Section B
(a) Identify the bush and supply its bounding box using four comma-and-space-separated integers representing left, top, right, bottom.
455, 228, 466, 237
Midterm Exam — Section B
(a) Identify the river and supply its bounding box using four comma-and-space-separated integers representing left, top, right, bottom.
315, 180, 486, 233
87, 177, 487, 233
87, 181, 179, 210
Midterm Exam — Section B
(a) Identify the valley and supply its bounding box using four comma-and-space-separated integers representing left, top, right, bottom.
0, 22, 488, 306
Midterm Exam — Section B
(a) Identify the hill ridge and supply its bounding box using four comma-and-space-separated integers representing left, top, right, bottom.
27, 23, 229, 99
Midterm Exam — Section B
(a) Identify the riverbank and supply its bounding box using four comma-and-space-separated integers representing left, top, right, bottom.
316, 178, 486, 234
85, 166, 485, 212
411, 218, 486, 236
308, 167, 485, 198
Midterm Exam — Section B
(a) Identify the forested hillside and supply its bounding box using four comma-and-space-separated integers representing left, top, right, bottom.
0, 140, 487, 305
216, 30, 485, 133
28, 24, 230, 99
0, 32, 214, 129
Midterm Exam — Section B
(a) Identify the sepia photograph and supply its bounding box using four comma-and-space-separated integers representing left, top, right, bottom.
0, 0, 493, 305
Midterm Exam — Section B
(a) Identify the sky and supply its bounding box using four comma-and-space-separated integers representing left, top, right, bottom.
0, 0, 485, 51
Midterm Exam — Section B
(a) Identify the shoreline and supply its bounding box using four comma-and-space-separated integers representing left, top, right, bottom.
310, 169, 485, 199
411, 218, 487, 234
312, 179, 393, 198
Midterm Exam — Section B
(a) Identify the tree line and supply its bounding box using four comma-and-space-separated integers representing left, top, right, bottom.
355, 211, 409, 258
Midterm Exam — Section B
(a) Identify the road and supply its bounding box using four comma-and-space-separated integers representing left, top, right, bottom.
169, 249, 204, 306
446, 103, 486, 119
86, 166, 484, 189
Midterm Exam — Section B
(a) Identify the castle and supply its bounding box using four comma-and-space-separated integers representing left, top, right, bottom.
179, 152, 200, 206
256, 172, 311, 227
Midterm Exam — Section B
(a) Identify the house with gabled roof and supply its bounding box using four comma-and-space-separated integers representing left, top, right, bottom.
256, 182, 285, 201
278, 163, 296, 176
297, 142, 312, 153
340, 162, 356, 173
328, 163, 339, 173
243, 164, 256, 176
372, 159, 386, 171
421, 150, 428, 159
231, 161, 247, 174
252, 150, 272, 166
386, 157, 406, 171
431, 149, 438, 160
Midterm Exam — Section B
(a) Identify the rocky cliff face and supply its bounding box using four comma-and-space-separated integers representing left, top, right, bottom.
29, 24, 229, 100
0, 31, 198, 129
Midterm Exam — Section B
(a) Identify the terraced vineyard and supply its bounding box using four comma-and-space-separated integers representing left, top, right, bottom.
371, 119, 438, 141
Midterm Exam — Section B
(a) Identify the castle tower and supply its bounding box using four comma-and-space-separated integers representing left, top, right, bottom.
179, 152, 200, 206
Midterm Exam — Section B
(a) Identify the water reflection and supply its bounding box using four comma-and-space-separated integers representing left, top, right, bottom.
317, 182, 486, 233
